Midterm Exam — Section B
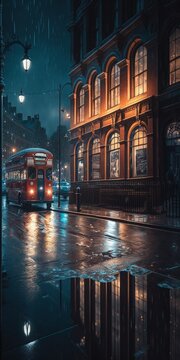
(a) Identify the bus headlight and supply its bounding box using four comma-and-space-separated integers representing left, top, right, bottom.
29, 189, 34, 195
47, 189, 52, 195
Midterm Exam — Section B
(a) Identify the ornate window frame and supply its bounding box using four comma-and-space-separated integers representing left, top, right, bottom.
169, 28, 180, 85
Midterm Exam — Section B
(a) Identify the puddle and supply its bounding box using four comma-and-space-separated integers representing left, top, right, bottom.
2, 268, 180, 359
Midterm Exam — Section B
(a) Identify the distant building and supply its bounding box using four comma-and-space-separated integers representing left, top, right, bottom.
68, 0, 180, 216
23, 114, 48, 149
3, 96, 48, 163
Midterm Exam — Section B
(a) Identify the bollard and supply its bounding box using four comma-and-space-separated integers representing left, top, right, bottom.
76, 186, 81, 212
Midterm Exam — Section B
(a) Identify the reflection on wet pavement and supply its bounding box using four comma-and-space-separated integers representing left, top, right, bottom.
2, 200, 180, 359
2, 269, 180, 360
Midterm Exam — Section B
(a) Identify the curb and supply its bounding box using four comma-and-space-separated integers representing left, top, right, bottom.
51, 207, 180, 233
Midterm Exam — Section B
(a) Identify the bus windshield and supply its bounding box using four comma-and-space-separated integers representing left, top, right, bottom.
28, 167, 36, 179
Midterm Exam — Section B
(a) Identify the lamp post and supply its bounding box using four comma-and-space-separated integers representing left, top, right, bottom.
0, 0, 31, 315
58, 82, 71, 207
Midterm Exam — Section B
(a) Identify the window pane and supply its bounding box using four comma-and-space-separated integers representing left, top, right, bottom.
176, 57, 180, 70
170, 40, 176, 60
170, 60, 176, 72
110, 150, 120, 178
170, 72, 175, 84
111, 89, 115, 107
110, 64, 120, 107
169, 28, 180, 85
92, 138, 100, 154
92, 76, 100, 116
134, 46, 147, 96
131, 127, 147, 177
138, 57, 144, 73
176, 68, 180, 82
78, 160, 84, 181
92, 154, 100, 179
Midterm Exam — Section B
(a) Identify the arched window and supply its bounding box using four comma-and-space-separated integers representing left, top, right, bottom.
77, 86, 85, 123
133, 45, 147, 96
169, 28, 180, 85
90, 138, 101, 179
166, 122, 180, 182
130, 126, 147, 177
108, 132, 120, 178
76, 143, 84, 181
109, 63, 120, 108
92, 75, 100, 116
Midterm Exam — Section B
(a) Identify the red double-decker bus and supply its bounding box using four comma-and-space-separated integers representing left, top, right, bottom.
5, 148, 53, 209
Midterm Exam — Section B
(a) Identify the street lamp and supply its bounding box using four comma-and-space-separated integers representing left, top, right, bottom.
0, 0, 31, 293
18, 89, 25, 104
22, 53, 31, 72
58, 82, 71, 207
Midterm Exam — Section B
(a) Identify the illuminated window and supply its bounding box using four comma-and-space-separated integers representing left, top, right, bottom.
90, 138, 101, 179
76, 143, 84, 181
108, 132, 120, 178
92, 75, 100, 116
130, 126, 147, 177
169, 28, 180, 85
133, 45, 147, 96
109, 63, 120, 108
21, 170, 27, 180
77, 86, 85, 123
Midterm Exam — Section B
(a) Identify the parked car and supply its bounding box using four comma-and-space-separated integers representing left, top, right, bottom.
53, 180, 70, 199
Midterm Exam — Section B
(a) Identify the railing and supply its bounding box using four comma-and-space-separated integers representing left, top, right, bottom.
70, 179, 180, 217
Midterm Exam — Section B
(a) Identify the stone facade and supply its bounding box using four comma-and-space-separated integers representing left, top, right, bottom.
68, 0, 180, 214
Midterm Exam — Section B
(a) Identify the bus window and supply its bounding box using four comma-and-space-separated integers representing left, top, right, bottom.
46, 168, 52, 180
21, 170, 27, 180
28, 167, 36, 179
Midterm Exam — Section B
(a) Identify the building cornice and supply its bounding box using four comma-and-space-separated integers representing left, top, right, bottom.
69, 14, 145, 79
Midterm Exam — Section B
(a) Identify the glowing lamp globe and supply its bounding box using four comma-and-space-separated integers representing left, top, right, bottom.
19, 90, 25, 104
22, 55, 31, 71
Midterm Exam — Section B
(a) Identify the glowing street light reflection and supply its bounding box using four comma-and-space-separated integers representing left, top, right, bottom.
23, 320, 31, 336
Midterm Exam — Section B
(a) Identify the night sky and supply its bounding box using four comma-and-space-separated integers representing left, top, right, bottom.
3, 0, 71, 136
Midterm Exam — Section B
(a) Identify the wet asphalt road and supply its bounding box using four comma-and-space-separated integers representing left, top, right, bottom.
2, 198, 180, 359
2, 199, 180, 282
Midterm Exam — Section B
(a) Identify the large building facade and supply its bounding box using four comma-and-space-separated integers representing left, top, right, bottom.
69, 0, 180, 215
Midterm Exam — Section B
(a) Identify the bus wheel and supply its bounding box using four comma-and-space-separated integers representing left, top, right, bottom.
47, 203, 51, 210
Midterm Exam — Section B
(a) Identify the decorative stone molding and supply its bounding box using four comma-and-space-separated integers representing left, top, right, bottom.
117, 59, 128, 68
98, 71, 107, 80
80, 62, 87, 76
97, 50, 103, 67
111, 114, 116, 128
91, 121, 95, 135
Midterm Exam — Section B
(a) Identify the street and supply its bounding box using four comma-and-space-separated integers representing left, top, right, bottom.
2, 198, 180, 359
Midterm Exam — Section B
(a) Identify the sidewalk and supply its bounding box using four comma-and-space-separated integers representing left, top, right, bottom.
51, 200, 180, 232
